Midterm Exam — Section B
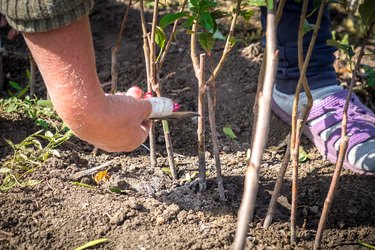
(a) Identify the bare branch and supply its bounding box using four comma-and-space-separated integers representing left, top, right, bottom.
233, 1, 278, 248
150, 0, 160, 90
29, 54, 36, 97
290, 0, 310, 242
197, 53, 207, 192
115, 0, 133, 51
263, 134, 291, 228
252, 0, 286, 148
139, 0, 157, 168
314, 22, 373, 250
139, 0, 151, 85
191, 22, 200, 76
111, 0, 133, 93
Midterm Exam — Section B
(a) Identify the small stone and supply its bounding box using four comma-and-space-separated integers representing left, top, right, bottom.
80, 177, 91, 185
110, 211, 126, 226
177, 211, 188, 222
166, 204, 180, 214
309, 206, 319, 214
156, 216, 165, 225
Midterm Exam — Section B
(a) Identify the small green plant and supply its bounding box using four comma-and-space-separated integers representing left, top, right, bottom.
6, 80, 29, 98
0, 97, 58, 128
0, 126, 72, 192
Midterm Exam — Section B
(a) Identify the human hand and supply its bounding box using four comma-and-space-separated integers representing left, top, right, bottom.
88, 86, 176, 152
88, 87, 153, 152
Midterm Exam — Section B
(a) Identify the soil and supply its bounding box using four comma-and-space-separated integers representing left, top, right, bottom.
1, 1, 375, 249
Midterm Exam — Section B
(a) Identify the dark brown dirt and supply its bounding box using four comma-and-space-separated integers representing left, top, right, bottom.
1, 1, 374, 250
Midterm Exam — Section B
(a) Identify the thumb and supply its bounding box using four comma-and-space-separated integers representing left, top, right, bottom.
126, 86, 144, 99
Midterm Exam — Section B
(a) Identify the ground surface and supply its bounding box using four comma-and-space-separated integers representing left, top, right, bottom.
1, 1, 375, 249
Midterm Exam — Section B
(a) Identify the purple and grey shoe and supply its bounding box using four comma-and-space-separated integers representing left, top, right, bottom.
271, 89, 375, 174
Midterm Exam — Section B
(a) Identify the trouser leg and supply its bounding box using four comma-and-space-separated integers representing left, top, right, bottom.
260, 0, 338, 94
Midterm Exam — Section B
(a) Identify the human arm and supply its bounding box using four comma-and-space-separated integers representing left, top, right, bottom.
23, 16, 152, 152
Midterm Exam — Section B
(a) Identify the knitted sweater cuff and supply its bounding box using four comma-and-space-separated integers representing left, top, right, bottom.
1, 0, 94, 33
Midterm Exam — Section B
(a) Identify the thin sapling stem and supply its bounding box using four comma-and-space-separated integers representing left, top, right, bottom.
233, 1, 278, 248
149, 0, 159, 90
290, 0, 324, 242
190, 21, 208, 190
251, 0, 285, 148
149, 0, 177, 179
206, 86, 225, 200
205, 0, 242, 201
197, 53, 207, 192
263, 134, 291, 228
111, 0, 132, 94
0, 33, 3, 90
313, 23, 373, 250
29, 54, 36, 97
139, 0, 157, 169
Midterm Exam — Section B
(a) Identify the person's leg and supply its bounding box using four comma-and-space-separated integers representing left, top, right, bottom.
260, 0, 375, 173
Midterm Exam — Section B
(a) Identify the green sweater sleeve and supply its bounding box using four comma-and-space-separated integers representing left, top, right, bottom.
0, 0, 94, 33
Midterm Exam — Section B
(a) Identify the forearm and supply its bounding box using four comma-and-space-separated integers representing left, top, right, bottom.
23, 16, 106, 136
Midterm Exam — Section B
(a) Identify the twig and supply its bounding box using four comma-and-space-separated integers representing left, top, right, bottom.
160, 119, 177, 179
291, 0, 309, 242
91, 147, 99, 157
111, 0, 132, 94
290, 0, 324, 242
206, 0, 243, 201
149, 0, 159, 90
313, 23, 373, 250
114, 0, 132, 52
72, 160, 114, 180
149, 0, 177, 179
158, 0, 188, 69
251, 0, 285, 148
206, 86, 225, 200
111, 48, 119, 94
29, 54, 36, 97
0, 33, 3, 90
190, 23, 200, 76
275, 0, 286, 25
139, 0, 157, 168
197, 53, 207, 192
46, 180, 55, 191
190, 22, 208, 190
233, 1, 278, 248
263, 133, 291, 229
139, 0, 151, 84
0, 230, 14, 237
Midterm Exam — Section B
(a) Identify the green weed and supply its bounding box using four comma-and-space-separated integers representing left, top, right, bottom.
0, 126, 72, 192
0, 96, 59, 129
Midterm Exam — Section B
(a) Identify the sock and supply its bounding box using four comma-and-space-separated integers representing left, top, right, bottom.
272, 85, 375, 172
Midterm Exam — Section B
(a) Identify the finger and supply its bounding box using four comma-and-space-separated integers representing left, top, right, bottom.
126, 86, 144, 99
